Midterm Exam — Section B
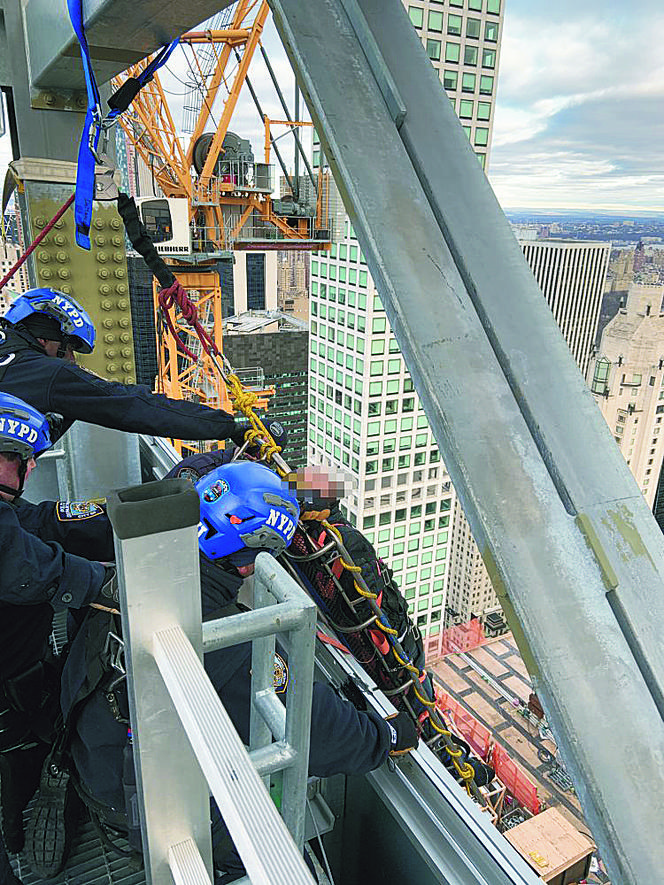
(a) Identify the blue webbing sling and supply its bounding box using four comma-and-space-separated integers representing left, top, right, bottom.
67, 0, 178, 249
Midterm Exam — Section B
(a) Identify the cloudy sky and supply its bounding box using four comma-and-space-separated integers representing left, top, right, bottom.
490, 0, 664, 213
1, 0, 663, 216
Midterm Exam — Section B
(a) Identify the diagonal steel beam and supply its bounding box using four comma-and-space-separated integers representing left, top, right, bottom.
268, 1, 664, 882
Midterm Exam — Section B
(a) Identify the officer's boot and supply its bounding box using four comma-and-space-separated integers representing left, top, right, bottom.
0, 745, 48, 854
24, 752, 80, 879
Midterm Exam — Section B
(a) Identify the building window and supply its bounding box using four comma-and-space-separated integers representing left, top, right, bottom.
462, 125, 472, 140
427, 39, 441, 61
447, 13, 462, 35
466, 18, 481, 38
591, 357, 611, 395
482, 48, 497, 68
477, 101, 491, 120
464, 45, 478, 65
408, 6, 424, 28
445, 42, 460, 63
485, 20, 499, 41
487, 0, 501, 13
459, 99, 474, 118
428, 9, 443, 31
246, 253, 266, 310
462, 73, 476, 93
468, 0, 482, 9
480, 74, 494, 94
443, 69, 458, 90
474, 127, 489, 147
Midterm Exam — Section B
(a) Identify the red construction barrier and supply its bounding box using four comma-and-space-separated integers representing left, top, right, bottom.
436, 691, 491, 759
490, 743, 541, 815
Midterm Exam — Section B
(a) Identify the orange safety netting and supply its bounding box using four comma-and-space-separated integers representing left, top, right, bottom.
425, 618, 487, 661
435, 691, 541, 815
436, 691, 492, 759
490, 743, 541, 815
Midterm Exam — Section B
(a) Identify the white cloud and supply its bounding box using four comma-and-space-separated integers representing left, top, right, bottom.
490, 4, 664, 212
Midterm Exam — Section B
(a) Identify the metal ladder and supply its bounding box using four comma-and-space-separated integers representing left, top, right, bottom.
106, 477, 318, 885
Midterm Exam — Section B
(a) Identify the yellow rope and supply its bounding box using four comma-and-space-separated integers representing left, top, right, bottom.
224, 372, 285, 474
321, 519, 478, 788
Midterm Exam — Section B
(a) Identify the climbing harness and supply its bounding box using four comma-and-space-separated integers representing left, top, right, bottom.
66, 0, 177, 249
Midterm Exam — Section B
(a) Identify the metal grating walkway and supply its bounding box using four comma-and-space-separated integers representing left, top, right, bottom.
10, 816, 146, 885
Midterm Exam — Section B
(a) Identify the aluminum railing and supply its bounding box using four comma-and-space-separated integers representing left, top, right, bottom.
107, 478, 317, 885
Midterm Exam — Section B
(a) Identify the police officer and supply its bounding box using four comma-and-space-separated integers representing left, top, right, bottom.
0, 393, 119, 885
62, 461, 418, 884
0, 288, 248, 444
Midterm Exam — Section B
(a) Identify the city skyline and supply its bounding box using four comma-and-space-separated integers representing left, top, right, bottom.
1, 2, 663, 218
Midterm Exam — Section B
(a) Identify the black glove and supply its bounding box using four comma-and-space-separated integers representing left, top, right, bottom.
230, 419, 288, 454
386, 711, 419, 756
93, 566, 120, 610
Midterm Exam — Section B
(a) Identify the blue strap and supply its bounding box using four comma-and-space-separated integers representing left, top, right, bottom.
66, 0, 179, 250
67, 0, 102, 249
136, 39, 180, 89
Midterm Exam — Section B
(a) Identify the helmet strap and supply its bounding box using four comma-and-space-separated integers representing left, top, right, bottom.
0, 481, 24, 500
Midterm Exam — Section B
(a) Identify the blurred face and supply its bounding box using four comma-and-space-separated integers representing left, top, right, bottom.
236, 563, 255, 578
288, 466, 355, 500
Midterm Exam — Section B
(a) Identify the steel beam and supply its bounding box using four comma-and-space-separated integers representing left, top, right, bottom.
268, 1, 664, 881
23, 0, 236, 92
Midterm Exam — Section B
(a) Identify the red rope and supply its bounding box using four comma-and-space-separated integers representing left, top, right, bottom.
157, 279, 219, 361
0, 193, 75, 293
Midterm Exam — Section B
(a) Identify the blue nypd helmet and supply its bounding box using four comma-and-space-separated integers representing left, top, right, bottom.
197, 461, 300, 564
4, 288, 96, 353
0, 393, 52, 460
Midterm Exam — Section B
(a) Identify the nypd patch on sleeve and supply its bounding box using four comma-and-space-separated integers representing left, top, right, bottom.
56, 501, 104, 521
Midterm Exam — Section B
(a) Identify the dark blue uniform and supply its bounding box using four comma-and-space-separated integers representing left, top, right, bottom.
0, 499, 106, 685
0, 325, 237, 443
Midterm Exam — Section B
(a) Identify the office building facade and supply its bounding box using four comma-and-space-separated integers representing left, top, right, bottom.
308, 0, 506, 638
589, 283, 664, 510
519, 240, 611, 377
224, 312, 309, 468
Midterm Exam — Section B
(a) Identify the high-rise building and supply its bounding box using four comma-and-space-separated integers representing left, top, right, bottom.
277, 251, 310, 321
405, 0, 504, 171
588, 282, 664, 510
519, 240, 611, 377
224, 311, 309, 468
0, 241, 29, 310
308, 0, 506, 640
232, 251, 278, 314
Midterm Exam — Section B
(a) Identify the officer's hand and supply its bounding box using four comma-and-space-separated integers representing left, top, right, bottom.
386, 711, 419, 756
230, 419, 287, 456
90, 566, 120, 613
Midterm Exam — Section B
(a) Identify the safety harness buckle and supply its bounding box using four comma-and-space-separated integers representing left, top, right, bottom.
103, 631, 126, 676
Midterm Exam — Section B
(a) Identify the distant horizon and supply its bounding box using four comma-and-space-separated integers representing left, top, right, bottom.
503, 207, 664, 220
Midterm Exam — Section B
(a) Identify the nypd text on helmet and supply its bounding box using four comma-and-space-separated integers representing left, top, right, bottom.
266, 508, 296, 541
47, 294, 85, 329
0, 416, 38, 444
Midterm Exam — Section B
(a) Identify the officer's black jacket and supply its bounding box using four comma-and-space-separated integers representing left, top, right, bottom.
0, 325, 236, 443
0, 499, 106, 681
